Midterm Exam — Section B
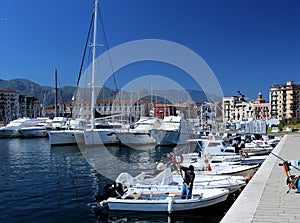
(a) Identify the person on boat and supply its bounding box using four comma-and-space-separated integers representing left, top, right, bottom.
179, 165, 195, 199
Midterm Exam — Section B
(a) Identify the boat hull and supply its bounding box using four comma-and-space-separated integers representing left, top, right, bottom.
116, 132, 155, 146
106, 188, 228, 212
19, 128, 48, 138
84, 129, 119, 146
48, 130, 84, 145
0, 129, 20, 138
150, 129, 180, 146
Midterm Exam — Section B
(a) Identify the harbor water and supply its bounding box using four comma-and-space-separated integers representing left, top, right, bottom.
0, 138, 238, 223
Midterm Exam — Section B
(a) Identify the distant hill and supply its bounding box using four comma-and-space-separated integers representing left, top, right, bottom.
0, 78, 221, 106
0, 78, 75, 106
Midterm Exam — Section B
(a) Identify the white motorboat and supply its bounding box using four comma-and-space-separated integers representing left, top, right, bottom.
195, 162, 259, 177
0, 117, 49, 138
150, 115, 191, 146
115, 167, 246, 195
242, 141, 273, 156
48, 118, 88, 146
18, 120, 53, 138
104, 186, 229, 213
115, 117, 161, 146
51, 117, 68, 130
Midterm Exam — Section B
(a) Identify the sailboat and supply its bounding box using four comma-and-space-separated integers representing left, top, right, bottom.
48, 70, 87, 146
82, 0, 120, 146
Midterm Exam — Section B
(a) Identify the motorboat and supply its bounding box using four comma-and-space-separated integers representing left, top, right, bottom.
18, 119, 53, 138
115, 117, 161, 146
242, 141, 273, 156
150, 115, 191, 146
104, 187, 229, 213
100, 169, 229, 213
51, 117, 68, 130
115, 167, 246, 195
48, 118, 88, 146
0, 117, 49, 138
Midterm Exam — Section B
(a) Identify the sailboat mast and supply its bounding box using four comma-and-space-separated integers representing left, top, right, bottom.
91, 0, 98, 130
55, 69, 58, 117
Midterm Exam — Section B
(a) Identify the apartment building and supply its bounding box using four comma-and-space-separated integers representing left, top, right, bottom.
223, 93, 269, 122
199, 102, 217, 130
0, 90, 19, 124
270, 81, 300, 119
0, 90, 41, 125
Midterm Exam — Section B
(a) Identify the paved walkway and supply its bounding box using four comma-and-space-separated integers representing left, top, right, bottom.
221, 134, 300, 223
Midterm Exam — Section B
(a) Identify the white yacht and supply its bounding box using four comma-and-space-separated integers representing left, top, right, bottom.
115, 117, 161, 146
18, 119, 53, 138
150, 115, 190, 146
0, 117, 49, 138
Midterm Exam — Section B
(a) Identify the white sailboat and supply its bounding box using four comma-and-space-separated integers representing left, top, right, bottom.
82, 0, 120, 146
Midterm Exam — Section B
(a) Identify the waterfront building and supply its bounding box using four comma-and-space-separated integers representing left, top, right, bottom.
19, 95, 41, 119
0, 90, 19, 125
0, 90, 41, 125
222, 92, 270, 122
199, 102, 217, 130
252, 92, 270, 120
69, 99, 197, 123
269, 81, 300, 119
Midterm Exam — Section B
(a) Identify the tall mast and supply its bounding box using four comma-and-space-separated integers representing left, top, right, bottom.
91, 0, 98, 130
55, 69, 58, 117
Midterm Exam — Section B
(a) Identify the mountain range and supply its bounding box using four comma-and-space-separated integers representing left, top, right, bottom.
0, 78, 221, 106
0, 78, 75, 106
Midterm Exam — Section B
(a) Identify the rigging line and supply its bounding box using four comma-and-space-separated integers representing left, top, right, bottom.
97, 5, 119, 92
72, 10, 95, 111
76, 11, 95, 88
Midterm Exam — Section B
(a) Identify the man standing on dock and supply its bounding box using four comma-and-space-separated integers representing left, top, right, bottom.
179, 165, 195, 199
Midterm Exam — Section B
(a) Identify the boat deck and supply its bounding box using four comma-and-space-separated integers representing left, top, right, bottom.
221, 135, 300, 223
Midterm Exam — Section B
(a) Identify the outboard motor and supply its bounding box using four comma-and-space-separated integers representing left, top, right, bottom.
95, 182, 124, 202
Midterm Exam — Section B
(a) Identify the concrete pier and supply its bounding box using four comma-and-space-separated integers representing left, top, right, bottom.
221, 135, 300, 223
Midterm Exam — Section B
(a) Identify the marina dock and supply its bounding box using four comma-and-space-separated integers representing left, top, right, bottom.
221, 135, 300, 223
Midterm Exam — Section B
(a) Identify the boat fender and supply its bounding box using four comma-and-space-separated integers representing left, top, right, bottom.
172, 154, 183, 164
207, 163, 212, 171
246, 174, 252, 183
167, 197, 174, 214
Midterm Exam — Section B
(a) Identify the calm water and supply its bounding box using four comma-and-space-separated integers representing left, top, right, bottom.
0, 138, 237, 223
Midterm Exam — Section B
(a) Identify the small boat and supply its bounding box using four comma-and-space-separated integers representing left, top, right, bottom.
104, 187, 229, 213
196, 162, 259, 177
115, 167, 246, 195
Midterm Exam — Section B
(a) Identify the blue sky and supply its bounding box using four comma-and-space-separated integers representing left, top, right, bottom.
1, 0, 300, 100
